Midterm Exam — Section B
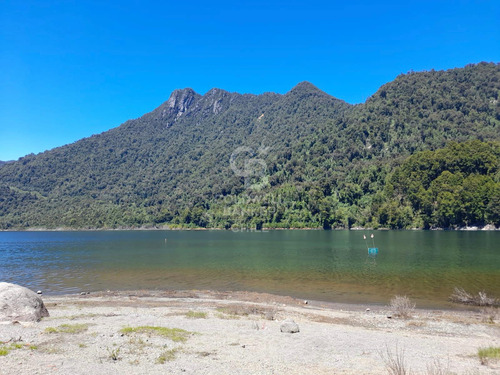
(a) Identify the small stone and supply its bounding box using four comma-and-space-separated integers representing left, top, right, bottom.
387, 315, 392, 319
264, 311, 275, 320
304, 300, 308, 305
80, 292, 86, 296
280, 319, 300, 333
366, 308, 370, 312
36, 291, 42, 295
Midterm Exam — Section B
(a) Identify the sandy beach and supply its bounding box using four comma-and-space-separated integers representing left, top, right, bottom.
1, 290, 499, 374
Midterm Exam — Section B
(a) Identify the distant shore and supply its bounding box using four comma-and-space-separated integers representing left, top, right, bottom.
1, 224, 498, 232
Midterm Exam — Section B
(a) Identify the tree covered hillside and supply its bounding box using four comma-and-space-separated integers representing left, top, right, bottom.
0, 62, 499, 229
377, 140, 500, 229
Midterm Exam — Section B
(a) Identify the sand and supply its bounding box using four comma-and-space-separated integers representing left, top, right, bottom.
0, 290, 499, 374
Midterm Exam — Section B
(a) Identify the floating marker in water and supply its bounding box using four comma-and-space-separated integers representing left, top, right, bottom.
368, 247, 378, 255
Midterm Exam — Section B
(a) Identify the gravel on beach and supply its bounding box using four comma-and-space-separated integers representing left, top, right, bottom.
1, 290, 499, 374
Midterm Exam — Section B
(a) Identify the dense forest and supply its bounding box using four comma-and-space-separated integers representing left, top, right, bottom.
0, 62, 499, 230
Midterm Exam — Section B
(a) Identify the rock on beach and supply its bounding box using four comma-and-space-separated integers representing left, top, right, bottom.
280, 319, 300, 333
0, 282, 49, 322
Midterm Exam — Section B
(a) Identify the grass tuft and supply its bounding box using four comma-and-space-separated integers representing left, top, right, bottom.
45, 323, 88, 334
0, 343, 38, 356
120, 326, 192, 342
185, 311, 207, 319
216, 312, 240, 320
107, 347, 120, 361
157, 348, 178, 363
478, 346, 500, 365
426, 358, 451, 375
379, 343, 412, 375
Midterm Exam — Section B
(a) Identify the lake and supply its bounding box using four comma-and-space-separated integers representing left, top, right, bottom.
0, 230, 498, 308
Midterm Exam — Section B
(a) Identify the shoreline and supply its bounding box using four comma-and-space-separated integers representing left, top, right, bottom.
39, 289, 481, 313
1, 289, 499, 374
1, 225, 498, 232
69, 289, 498, 314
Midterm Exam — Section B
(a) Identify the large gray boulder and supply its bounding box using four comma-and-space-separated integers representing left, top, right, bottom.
0, 282, 49, 322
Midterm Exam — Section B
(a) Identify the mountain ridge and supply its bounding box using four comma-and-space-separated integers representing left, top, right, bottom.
0, 62, 499, 229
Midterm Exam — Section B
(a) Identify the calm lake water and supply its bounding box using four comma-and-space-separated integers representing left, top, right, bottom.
0, 230, 498, 308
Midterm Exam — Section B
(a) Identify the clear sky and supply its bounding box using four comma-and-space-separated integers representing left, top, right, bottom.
0, 0, 499, 161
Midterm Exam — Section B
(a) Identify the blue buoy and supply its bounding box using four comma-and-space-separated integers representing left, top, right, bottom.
368, 247, 378, 255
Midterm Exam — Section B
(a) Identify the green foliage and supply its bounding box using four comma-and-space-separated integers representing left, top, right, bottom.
478, 346, 500, 359
387, 140, 500, 228
478, 346, 500, 365
0, 343, 37, 356
185, 311, 207, 319
156, 348, 178, 363
107, 347, 120, 361
120, 326, 191, 342
0, 63, 499, 230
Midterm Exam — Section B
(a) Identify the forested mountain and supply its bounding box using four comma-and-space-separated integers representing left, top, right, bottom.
0, 62, 499, 230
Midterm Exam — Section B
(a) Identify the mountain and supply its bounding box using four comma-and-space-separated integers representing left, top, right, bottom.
0, 62, 499, 229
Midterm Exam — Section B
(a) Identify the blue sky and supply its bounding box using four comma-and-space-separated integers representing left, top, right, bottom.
1, 0, 499, 161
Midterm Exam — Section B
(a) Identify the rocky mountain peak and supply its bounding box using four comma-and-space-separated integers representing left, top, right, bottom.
160, 88, 199, 120
202, 88, 234, 115
167, 88, 197, 110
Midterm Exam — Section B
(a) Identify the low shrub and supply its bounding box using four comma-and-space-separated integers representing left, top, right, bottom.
390, 295, 415, 319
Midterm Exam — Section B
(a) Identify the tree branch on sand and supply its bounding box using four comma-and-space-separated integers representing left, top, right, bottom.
449, 287, 498, 307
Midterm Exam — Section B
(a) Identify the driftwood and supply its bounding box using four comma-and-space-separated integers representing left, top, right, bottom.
449, 287, 499, 307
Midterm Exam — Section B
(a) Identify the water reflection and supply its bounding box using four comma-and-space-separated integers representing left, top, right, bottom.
0, 230, 499, 308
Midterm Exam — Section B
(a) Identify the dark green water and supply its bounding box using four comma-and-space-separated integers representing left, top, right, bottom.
0, 230, 498, 308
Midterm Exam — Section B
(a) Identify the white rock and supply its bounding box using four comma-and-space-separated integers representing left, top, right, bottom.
0, 282, 49, 322
280, 319, 299, 333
